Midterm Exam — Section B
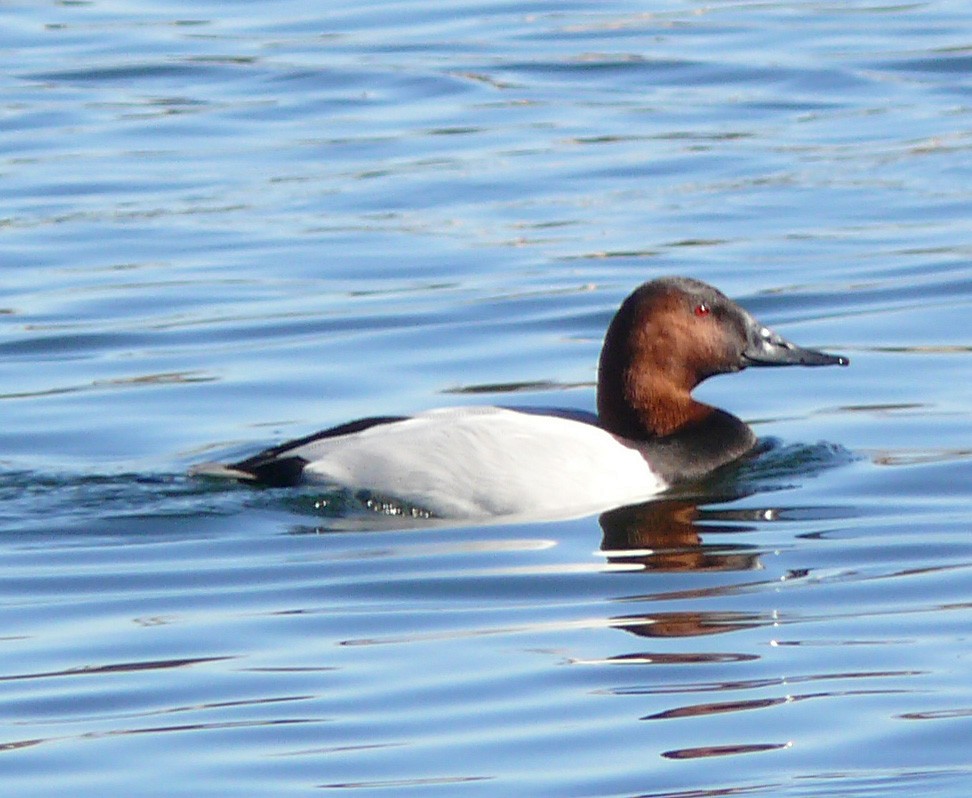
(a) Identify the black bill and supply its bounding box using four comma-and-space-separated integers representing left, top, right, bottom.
742, 322, 849, 367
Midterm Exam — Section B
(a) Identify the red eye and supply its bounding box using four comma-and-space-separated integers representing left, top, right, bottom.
694, 302, 711, 317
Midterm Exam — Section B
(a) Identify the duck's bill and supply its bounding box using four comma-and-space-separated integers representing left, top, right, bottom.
742, 326, 849, 367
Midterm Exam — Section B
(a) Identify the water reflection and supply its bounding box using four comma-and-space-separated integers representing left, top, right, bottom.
611, 609, 768, 640
597, 438, 853, 572
599, 495, 775, 640
599, 496, 763, 573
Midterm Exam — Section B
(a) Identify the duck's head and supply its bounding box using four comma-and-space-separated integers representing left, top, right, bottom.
597, 276, 848, 438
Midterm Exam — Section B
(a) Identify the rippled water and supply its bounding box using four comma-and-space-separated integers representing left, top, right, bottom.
3, 1, 972, 796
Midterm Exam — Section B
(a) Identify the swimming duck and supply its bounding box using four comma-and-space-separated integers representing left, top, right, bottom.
192, 277, 848, 519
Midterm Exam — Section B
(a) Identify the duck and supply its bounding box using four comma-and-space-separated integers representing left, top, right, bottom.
191, 276, 848, 520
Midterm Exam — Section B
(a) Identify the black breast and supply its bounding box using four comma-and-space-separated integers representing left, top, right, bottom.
633, 409, 757, 484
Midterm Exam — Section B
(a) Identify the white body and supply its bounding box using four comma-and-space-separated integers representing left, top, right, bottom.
291, 407, 666, 520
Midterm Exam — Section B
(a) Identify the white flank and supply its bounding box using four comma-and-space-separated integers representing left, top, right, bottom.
294, 407, 665, 520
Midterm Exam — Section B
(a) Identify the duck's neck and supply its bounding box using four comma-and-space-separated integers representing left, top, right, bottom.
597, 365, 710, 440
596, 372, 757, 483
597, 338, 715, 441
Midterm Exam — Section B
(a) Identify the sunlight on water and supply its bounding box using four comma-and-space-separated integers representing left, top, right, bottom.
2, 1, 972, 796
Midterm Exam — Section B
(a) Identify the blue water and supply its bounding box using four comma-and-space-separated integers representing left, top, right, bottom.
3, 1, 972, 795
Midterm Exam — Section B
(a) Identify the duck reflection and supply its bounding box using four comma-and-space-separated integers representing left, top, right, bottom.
596, 495, 784, 642
598, 494, 765, 573
595, 474, 799, 640
597, 438, 854, 574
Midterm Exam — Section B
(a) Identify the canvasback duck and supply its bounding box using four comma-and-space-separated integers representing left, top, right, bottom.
192, 277, 848, 520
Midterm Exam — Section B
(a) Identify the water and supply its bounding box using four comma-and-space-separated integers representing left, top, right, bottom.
2, 1, 971, 795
